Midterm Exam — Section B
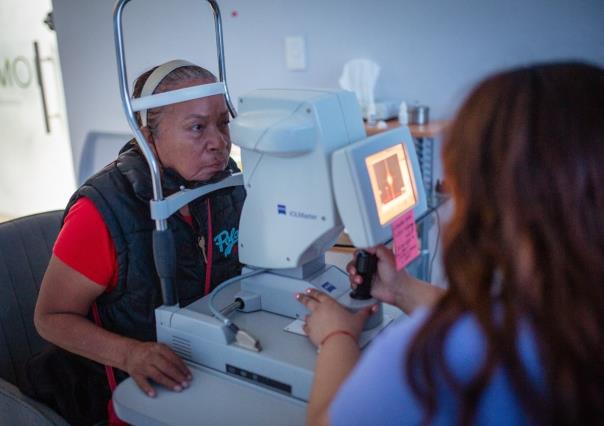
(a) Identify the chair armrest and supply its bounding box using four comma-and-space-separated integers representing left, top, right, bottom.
0, 378, 69, 426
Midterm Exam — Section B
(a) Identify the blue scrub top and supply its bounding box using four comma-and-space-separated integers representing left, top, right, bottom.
329, 307, 544, 425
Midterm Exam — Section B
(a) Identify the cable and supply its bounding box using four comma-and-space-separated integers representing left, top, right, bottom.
428, 207, 441, 282
208, 267, 267, 326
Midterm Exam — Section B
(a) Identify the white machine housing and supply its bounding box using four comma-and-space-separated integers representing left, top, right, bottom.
154, 88, 428, 403
231, 89, 365, 269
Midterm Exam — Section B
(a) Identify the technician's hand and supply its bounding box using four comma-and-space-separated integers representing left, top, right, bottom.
347, 245, 445, 313
125, 341, 193, 397
296, 288, 376, 347
346, 245, 412, 306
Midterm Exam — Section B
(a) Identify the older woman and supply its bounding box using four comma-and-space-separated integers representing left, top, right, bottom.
25, 60, 245, 425
298, 62, 604, 425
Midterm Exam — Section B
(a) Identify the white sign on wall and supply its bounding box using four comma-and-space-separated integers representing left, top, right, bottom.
0, 5, 76, 218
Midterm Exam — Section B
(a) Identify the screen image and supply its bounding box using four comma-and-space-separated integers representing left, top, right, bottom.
365, 144, 417, 225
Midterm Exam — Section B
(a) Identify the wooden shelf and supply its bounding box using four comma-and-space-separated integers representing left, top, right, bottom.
365, 119, 450, 138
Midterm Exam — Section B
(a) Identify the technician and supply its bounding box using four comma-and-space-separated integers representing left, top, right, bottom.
298, 62, 604, 425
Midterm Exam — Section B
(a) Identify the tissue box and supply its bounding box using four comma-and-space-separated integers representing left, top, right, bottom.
363, 100, 400, 121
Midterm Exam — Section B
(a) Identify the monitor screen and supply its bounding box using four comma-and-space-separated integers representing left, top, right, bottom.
332, 126, 427, 248
365, 144, 417, 225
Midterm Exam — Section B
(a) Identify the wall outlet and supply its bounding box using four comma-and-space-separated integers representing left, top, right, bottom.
285, 36, 306, 71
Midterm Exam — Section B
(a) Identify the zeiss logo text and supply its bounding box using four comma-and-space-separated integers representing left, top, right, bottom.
277, 203, 317, 220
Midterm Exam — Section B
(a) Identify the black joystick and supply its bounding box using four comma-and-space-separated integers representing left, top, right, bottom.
350, 250, 377, 300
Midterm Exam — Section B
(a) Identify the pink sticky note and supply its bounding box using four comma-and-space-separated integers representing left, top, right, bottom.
392, 210, 420, 271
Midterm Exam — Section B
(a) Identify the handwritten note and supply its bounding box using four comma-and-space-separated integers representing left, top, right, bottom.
392, 210, 420, 270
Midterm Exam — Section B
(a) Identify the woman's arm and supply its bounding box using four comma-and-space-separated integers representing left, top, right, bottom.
391, 271, 445, 314
307, 335, 360, 426
34, 256, 192, 396
296, 289, 375, 425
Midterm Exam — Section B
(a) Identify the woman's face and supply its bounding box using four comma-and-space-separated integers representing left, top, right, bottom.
151, 78, 231, 182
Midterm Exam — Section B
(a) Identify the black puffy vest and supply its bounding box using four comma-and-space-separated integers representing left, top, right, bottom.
22, 142, 246, 425
65, 141, 245, 342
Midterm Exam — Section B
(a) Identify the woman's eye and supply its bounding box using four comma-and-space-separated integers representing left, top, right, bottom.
191, 124, 204, 132
219, 120, 230, 128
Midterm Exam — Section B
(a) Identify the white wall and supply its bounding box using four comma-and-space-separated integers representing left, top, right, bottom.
51, 0, 604, 175
0, 0, 75, 218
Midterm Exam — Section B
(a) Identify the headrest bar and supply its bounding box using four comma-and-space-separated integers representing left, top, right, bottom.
132, 82, 226, 114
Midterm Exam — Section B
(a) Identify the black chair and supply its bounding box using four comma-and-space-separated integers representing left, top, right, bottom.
0, 211, 69, 425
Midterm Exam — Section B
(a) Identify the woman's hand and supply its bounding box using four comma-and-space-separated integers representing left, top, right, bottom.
346, 245, 408, 305
124, 341, 192, 397
346, 245, 444, 314
296, 288, 376, 347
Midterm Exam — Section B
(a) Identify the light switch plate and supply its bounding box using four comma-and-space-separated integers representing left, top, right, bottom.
285, 36, 306, 71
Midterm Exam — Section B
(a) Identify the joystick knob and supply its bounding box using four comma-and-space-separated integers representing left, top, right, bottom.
350, 250, 377, 300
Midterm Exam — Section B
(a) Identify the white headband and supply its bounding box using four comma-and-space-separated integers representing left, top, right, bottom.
138, 59, 195, 127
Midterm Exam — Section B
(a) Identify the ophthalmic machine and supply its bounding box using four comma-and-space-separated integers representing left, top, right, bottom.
113, 87, 427, 425
153, 88, 427, 401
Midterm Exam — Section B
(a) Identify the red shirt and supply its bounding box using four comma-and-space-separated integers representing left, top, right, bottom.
54, 197, 195, 293
54, 197, 119, 291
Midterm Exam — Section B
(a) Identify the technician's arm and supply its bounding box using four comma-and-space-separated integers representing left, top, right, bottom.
34, 256, 191, 397
296, 290, 371, 426
307, 335, 360, 426
347, 245, 444, 314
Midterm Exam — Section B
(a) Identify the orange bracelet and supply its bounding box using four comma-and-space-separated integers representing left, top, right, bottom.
319, 330, 357, 348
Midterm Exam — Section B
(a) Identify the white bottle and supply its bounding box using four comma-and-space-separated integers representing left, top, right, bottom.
366, 102, 377, 127
398, 101, 408, 125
